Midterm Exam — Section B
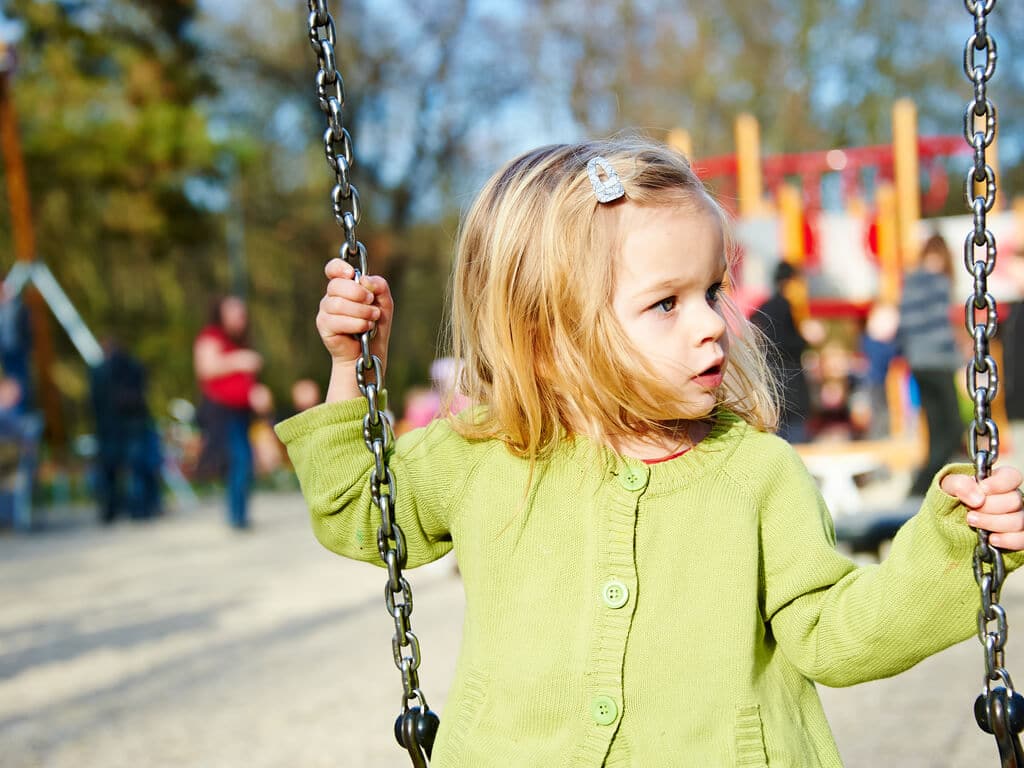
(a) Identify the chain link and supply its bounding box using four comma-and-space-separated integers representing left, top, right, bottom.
961, 0, 1014, 701
307, 0, 430, 723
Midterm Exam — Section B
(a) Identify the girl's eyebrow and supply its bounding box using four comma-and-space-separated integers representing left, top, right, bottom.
630, 276, 686, 302
633, 261, 728, 299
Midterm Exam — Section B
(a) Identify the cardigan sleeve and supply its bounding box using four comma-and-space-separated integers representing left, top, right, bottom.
275, 397, 471, 568
758, 445, 1024, 688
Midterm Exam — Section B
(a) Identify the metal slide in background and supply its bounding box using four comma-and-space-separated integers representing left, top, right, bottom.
2, 260, 198, 511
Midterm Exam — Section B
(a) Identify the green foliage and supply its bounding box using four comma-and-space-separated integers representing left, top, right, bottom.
0, 0, 1020, 448
0, 0, 225, 430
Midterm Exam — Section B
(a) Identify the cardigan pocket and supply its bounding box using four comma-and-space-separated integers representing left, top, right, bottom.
735, 704, 769, 768
440, 667, 489, 760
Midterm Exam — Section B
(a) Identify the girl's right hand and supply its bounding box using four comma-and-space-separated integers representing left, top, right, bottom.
317, 257, 393, 373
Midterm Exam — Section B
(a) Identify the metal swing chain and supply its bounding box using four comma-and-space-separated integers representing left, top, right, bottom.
307, 3, 438, 765
961, 1, 1024, 762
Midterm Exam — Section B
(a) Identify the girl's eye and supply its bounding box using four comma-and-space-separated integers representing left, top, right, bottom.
706, 283, 723, 303
654, 297, 676, 313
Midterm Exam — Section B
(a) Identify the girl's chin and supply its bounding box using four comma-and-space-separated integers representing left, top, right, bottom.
665, 398, 718, 422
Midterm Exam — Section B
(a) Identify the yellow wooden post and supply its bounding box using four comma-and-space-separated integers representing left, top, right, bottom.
893, 99, 921, 267
874, 180, 902, 437
777, 183, 809, 324
778, 183, 804, 264
886, 358, 909, 438
735, 113, 764, 217
667, 128, 692, 159
875, 182, 900, 306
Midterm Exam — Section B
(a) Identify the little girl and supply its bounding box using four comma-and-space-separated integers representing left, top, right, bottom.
276, 137, 1024, 767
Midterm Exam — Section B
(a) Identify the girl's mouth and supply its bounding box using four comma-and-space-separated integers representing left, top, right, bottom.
692, 364, 724, 389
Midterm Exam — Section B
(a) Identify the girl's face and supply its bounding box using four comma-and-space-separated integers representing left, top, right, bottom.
611, 203, 729, 420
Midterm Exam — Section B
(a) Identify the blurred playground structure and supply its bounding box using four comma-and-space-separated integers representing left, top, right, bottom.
668, 100, 1024, 523
673, 100, 1022, 314
0, 32, 199, 529
1, 80, 1023, 533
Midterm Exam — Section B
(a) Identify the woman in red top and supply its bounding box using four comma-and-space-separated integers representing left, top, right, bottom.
193, 296, 262, 529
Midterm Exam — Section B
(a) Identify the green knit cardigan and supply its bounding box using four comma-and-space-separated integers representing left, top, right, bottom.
276, 400, 1021, 767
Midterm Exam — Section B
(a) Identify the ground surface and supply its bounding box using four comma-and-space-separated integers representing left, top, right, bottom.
3, 490, 1024, 767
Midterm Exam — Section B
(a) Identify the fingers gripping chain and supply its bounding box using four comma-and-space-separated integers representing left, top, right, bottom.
960, 2, 1024, 760
307, 2, 438, 762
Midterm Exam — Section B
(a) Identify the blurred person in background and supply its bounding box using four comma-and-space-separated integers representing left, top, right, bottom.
1004, 245, 1024, 464
395, 357, 468, 436
249, 383, 284, 477
0, 376, 23, 420
193, 296, 262, 530
90, 339, 162, 523
290, 378, 322, 414
0, 285, 31, 414
752, 261, 812, 443
272, 379, 322, 480
812, 341, 858, 441
396, 386, 441, 436
280, 377, 322, 422
859, 302, 900, 439
0, 375, 40, 530
898, 233, 963, 497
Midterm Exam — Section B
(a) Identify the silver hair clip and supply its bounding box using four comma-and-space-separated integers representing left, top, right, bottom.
587, 156, 625, 203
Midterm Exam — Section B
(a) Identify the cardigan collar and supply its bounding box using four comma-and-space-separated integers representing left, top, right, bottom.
566, 410, 751, 497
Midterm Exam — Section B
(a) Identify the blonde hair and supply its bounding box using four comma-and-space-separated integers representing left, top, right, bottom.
446, 136, 779, 458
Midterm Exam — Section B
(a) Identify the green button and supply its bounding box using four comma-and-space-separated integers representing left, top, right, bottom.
618, 467, 647, 491
591, 695, 618, 726
602, 579, 629, 609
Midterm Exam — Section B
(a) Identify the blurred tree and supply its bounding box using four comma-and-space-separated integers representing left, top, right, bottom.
0, 0, 224, 428
192, 0, 532, 406
1, 0, 1021, 449
169, 0, 1024, 416
526, 0, 1014, 156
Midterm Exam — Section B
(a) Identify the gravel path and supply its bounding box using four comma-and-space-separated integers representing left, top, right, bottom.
2, 491, 1022, 767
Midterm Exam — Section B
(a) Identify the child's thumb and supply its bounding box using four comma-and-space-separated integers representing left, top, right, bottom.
942, 473, 985, 508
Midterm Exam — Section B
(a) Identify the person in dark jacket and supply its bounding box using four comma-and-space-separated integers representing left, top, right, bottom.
90, 341, 162, 523
752, 261, 812, 443
1004, 245, 1024, 464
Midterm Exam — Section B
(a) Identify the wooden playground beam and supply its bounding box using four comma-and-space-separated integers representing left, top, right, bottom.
0, 68, 64, 449
693, 135, 968, 182
735, 113, 765, 217
892, 99, 921, 269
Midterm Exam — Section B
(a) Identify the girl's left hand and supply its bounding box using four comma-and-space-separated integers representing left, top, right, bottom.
941, 466, 1024, 550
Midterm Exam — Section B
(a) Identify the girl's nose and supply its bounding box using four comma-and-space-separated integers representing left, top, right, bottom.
696, 303, 726, 346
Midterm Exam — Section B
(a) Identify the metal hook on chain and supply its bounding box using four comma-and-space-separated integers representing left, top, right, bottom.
394, 687, 440, 765
975, 686, 1024, 767
395, 706, 440, 765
